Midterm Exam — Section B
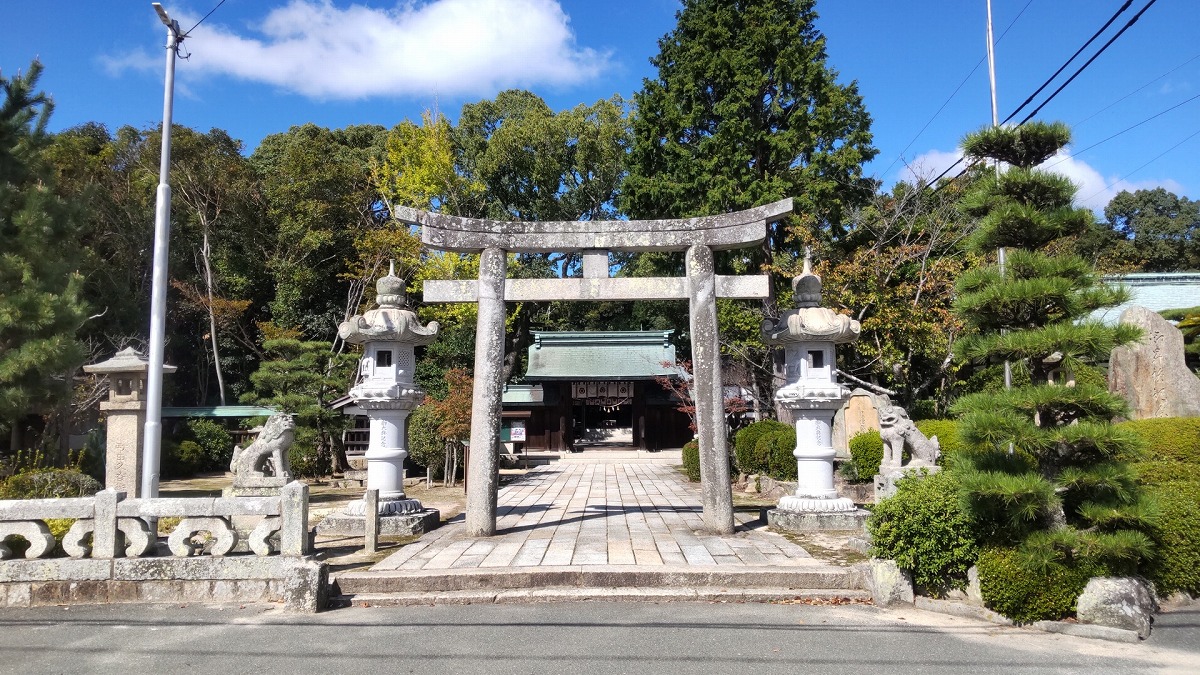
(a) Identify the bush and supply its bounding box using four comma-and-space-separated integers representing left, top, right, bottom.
868, 470, 977, 594
763, 427, 797, 481
1119, 418, 1200, 465
681, 439, 700, 481
733, 420, 789, 474
848, 430, 883, 479
287, 429, 326, 479
160, 440, 205, 479
915, 419, 962, 461
0, 468, 102, 499
976, 547, 1100, 623
1144, 482, 1200, 596
185, 419, 233, 472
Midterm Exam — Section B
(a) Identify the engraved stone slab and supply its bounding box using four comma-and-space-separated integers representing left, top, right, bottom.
1108, 305, 1200, 419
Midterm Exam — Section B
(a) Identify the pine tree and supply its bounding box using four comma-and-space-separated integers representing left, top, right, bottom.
0, 61, 89, 440
951, 122, 1153, 572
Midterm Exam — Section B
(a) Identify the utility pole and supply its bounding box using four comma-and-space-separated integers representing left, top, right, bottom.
985, 0, 1012, 394
142, 3, 184, 498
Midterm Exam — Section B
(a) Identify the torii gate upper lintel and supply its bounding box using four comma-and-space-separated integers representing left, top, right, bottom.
405, 199, 794, 537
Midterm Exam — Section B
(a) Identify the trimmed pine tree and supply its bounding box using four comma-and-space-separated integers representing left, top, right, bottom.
950, 122, 1154, 574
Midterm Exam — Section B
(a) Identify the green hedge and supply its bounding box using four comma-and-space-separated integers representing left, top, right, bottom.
681, 439, 701, 482
848, 430, 883, 479
185, 418, 233, 472
0, 468, 102, 499
915, 419, 962, 461
868, 470, 977, 593
1144, 482, 1200, 596
733, 420, 789, 474
977, 547, 1101, 624
763, 426, 797, 481
1119, 418, 1200, 466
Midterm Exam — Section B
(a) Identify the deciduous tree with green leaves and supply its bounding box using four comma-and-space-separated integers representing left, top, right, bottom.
950, 121, 1153, 575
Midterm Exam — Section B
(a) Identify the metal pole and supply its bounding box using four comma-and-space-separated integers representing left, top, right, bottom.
985, 0, 1000, 129
142, 6, 182, 498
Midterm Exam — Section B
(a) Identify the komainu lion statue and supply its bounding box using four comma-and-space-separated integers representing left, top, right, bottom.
230, 414, 295, 483
878, 403, 940, 471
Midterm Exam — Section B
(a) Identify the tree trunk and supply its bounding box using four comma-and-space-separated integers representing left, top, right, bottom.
200, 228, 227, 406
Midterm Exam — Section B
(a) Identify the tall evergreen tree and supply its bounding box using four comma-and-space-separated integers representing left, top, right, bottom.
951, 122, 1152, 572
0, 61, 89, 446
623, 0, 876, 246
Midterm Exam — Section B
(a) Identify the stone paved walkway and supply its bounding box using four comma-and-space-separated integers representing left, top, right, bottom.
371, 459, 817, 572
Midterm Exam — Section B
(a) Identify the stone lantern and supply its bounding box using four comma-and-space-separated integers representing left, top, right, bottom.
760, 254, 867, 530
319, 264, 441, 536
83, 347, 176, 497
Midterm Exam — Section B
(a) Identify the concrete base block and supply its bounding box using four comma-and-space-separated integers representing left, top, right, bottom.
316, 509, 439, 537
767, 508, 869, 532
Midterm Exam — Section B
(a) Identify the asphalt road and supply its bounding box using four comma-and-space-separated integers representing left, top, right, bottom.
0, 601, 1195, 674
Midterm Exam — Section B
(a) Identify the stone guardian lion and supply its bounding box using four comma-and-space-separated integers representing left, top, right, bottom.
229, 414, 296, 484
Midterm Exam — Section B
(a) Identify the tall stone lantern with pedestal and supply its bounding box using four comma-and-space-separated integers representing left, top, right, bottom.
761, 255, 869, 531
84, 348, 176, 497
318, 264, 441, 536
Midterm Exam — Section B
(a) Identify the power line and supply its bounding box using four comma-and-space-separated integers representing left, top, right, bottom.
1002, 1, 1134, 124
1048, 92, 1200, 167
877, 0, 1035, 179
183, 0, 228, 37
1073, 52, 1200, 128
1016, 0, 1159, 125
1080, 127, 1200, 204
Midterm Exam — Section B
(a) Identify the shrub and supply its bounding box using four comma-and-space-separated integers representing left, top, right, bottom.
1118, 418, 1200, 465
733, 420, 789, 474
0, 468, 102, 499
868, 470, 977, 593
681, 439, 700, 481
976, 547, 1100, 623
1144, 482, 1200, 596
915, 419, 962, 462
764, 427, 797, 481
287, 430, 326, 479
160, 440, 205, 479
848, 430, 883, 479
185, 419, 233, 472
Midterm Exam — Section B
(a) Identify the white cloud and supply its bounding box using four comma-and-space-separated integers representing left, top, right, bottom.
1040, 151, 1185, 212
101, 0, 607, 99
898, 149, 963, 185
899, 147, 1184, 212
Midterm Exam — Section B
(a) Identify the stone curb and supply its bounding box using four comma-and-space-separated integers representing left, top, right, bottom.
333, 564, 866, 595
913, 596, 1143, 643
345, 587, 873, 607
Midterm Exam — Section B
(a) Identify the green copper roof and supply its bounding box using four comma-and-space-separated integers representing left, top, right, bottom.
162, 406, 278, 418
524, 331, 681, 380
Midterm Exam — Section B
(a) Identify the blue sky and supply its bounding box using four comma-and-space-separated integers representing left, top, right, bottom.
3, 0, 1197, 211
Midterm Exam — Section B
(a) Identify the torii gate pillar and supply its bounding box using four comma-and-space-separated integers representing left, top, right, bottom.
407, 199, 793, 536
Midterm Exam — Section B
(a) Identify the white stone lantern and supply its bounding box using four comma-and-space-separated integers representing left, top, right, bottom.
335, 264, 439, 521
761, 254, 865, 526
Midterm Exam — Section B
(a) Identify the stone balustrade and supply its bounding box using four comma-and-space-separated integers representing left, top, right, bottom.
0, 481, 310, 560
0, 481, 324, 612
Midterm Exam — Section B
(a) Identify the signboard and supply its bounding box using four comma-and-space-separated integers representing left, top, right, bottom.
510, 420, 527, 442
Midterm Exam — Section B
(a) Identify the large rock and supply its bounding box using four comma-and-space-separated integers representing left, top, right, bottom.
1076, 577, 1157, 638
1108, 306, 1200, 419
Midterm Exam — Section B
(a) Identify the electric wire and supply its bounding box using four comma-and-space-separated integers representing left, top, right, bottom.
1073, 52, 1200, 128
1081, 127, 1200, 204
1047, 92, 1200, 168
183, 0, 228, 37
877, 0, 1035, 179
1001, 0, 1134, 124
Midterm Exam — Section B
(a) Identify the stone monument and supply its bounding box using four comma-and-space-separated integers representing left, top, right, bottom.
223, 414, 295, 497
1108, 305, 1200, 419
761, 253, 869, 531
83, 348, 176, 497
318, 264, 440, 536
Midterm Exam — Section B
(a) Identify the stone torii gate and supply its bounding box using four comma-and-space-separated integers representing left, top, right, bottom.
400, 198, 793, 537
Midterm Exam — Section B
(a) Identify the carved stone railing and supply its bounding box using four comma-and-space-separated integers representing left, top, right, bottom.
0, 481, 309, 560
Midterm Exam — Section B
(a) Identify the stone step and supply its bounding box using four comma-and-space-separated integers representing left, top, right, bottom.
342, 587, 873, 607
333, 564, 866, 595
